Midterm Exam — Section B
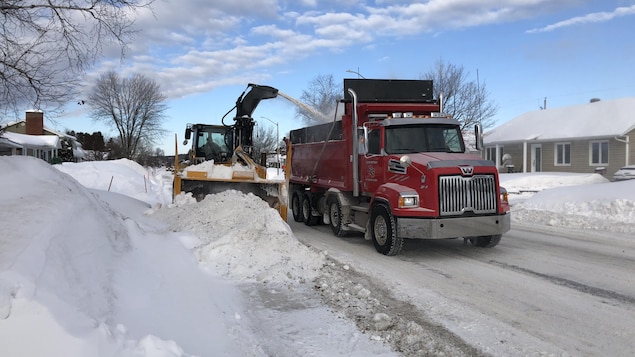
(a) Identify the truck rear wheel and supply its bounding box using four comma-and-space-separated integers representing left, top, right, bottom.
302, 193, 319, 226
327, 196, 346, 237
370, 204, 403, 256
469, 235, 502, 248
291, 192, 303, 222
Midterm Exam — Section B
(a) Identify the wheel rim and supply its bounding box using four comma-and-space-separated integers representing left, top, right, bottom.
330, 203, 340, 227
374, 215, 388, 245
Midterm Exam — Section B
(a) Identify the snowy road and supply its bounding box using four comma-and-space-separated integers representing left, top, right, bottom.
288, 218, 635, 356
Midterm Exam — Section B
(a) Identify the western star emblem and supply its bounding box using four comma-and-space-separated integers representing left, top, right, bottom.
459, 166, 474, 176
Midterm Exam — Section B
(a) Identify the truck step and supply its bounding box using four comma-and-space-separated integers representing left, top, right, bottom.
345, 223, 366, 233
351, 205, 369, 213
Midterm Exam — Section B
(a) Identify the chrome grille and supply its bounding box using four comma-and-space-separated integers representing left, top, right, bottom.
439, 175, 497, 216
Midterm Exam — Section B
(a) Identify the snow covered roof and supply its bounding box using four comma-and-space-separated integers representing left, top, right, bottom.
2, 131, 60, 148
0, 136, 22, 149
485, 97, 635, 144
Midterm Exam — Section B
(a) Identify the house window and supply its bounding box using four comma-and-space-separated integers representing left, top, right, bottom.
589, 140, 608, 165
555, 142, 571, 165
485, 146, 502, 163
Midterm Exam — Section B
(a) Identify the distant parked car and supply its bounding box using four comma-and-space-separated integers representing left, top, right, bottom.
612, 165, 635, 181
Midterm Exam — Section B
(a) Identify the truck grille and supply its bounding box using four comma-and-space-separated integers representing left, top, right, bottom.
439, 175, 497, 216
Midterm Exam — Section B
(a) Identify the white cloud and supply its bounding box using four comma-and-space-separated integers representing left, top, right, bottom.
526, 4, 635, 33
88, 0, 628, 103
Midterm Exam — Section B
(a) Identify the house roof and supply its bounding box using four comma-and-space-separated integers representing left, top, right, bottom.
485, 97, 635, 144
2, 131, 60, 148
0, 136, 22, 149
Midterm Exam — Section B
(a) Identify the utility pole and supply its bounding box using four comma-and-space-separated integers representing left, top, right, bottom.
260, 116, 280, 175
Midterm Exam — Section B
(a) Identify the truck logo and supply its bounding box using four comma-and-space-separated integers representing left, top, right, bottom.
459, 165, 474, 176
388, 159, 407, 174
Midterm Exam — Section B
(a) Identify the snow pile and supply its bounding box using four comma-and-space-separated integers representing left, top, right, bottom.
55, 159, 172, 207
500, 172, 608, 193
0, 157, 181, 356
154, 190, 327, 284
501, 172, 635, 234
0, 157, 130, 326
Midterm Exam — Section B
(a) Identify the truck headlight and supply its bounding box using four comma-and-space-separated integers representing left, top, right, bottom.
399, 194, 419, 208
500, 187, 509, 204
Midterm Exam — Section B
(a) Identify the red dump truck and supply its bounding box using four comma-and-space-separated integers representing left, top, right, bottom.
286, 79, 510, 255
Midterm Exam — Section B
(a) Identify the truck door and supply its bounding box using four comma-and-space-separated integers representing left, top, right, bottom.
358, 124, 384, 194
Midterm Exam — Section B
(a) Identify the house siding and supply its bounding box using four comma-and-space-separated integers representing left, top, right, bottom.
487, 135, 632, 176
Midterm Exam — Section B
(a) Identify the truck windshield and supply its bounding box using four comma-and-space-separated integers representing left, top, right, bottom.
384, 124, 464, 154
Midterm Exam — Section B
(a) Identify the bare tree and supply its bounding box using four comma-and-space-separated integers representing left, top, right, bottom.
422, 59, 498, 130
252, 123, 278, 162
297, 74, 342, 126
0, 0, 153, 115
89, 70, 167, 160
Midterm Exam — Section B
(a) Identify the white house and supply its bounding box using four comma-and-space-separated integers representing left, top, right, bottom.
0, 110, 85, 161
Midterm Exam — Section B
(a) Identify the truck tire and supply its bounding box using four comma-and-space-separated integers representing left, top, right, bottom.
469, 235, 502, 248
302, 193, 319, 226
291, 192, 303, 222
370, 204, 403, 256
327, 196, 346, 237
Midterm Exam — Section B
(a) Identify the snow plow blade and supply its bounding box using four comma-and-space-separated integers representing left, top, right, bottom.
176, 175, 286, 219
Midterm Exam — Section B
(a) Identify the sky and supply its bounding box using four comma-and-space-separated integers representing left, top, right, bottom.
1, 156, 634, 356
30, 1, 635, 155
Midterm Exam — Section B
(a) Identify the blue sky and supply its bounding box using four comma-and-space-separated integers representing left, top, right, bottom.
55, 0, 635, 156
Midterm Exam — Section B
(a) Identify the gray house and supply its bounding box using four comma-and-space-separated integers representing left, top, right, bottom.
484, 97, 635, 176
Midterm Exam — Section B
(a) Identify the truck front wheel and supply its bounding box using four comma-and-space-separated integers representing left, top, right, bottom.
302, 193, 319, 226
327, 196, 346, 237
370, 204, 403, 256
469, 235, 502, 248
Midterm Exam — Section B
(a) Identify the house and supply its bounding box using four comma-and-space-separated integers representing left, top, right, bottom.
484, 97, 635, 176
0, 110, 85, 161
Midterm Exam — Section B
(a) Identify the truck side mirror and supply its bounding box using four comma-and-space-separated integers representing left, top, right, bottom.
185, 128, 192, 140
475, 124, 483, 150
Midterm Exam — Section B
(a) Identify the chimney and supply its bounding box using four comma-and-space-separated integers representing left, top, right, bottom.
25, 110, 44, 135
